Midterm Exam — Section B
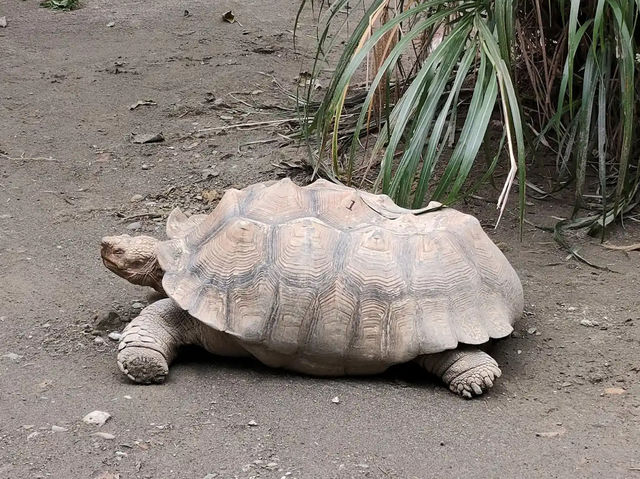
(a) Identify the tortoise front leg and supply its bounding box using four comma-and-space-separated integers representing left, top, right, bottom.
117, 298, 248, 384
415, 347, 502, 398
117, 299, 198, 383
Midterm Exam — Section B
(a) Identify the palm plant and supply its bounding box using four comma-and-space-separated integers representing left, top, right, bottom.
297, 0, 639, 236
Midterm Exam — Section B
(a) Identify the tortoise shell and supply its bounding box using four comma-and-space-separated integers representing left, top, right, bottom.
156, 178, 523, 375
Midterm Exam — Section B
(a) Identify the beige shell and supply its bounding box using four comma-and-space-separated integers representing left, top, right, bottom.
157, 178, 523, 375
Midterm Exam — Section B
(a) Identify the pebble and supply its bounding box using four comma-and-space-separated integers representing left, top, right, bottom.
83, 410, 111, 426
123, 395, 132, 400
115, 451, 128, 457
580, 319, 598, 327
92, 432, 116, 440
141, 164, 150, 170
130, 194, 144, 202
131, 302, 144, 310
201, 168, 220, 179
126, 221, 142, 230
527, 327, 537, 335
266, 462, 278, 470
106, 21, 115, 27
51, 425, 68, 433
93, 311, 122, 332
27, 432, 39, 440
2, 352, 22, 361
203, 475, 218, 479
94, 337, 105, 344
108, 332, 122, 341
247, 420, 258, 427
331, 396, 340, 404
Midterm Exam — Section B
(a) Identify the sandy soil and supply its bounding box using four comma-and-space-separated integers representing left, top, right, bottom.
1, 1, 639, 478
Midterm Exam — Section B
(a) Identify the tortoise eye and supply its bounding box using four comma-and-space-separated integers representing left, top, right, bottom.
113, 248, 124, 255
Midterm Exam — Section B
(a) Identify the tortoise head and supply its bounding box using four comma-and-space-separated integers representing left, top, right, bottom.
101, 234, 165, 293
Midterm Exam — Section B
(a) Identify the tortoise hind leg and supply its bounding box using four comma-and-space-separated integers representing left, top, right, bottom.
117, 299, 197, 384
415, 347, 501, 398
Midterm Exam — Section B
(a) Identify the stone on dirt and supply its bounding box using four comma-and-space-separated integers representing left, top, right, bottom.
2, 352, 22, 361
93, 311, 122, 332
51, 425, 68, 433
83, 410, 111, 426
126, 221, 142, 230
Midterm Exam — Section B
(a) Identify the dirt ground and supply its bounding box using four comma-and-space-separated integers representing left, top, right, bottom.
1, 1, 639, 478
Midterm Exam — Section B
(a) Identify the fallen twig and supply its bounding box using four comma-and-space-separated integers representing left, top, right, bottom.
1, 153, 63, 162
197, 117, 303, 133
118, 212, 163, 221
238, 137, 286, 152
602, 242, 640, 252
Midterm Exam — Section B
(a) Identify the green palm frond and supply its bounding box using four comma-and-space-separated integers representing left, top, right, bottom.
297, 0, 640, 238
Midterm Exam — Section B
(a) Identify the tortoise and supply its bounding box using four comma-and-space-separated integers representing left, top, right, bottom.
101, 178, 523, 398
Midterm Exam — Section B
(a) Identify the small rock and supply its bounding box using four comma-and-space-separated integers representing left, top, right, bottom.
2, 352, 22, 361
0, 16, 6, 28
247, 420, 258, 427
115, 451, 128, 457
510, 330, 522, 338
106, 21, 115, 27
93, 311, 122, 331
213, 98, 227, 108
132, 132, 164, 144
527, 327, 537, 335
580, 319, 596, 327
83, 410, 111, 426
536, 428, 566, 438
141, 164, 150, 170
131, 302, 144, 310
126, 221, 142, 230
331, 396, 340, 404
94, 337, 105, 344
203, 475, 218, 479
107, 332, 122, 341
92, 432, 116, 440
51, 425, 68, 433
517, 349, 522, 355
567, 306, 577, 312
266, 462, 278, 470
130, 194, 144, 202
27, 431, 39, 440
201, 168, 220, 180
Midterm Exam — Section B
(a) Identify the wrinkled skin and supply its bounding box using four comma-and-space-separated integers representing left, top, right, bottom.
101, 235, 165, 294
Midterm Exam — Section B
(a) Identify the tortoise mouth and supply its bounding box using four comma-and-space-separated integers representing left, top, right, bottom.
102, 256, 122, 273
